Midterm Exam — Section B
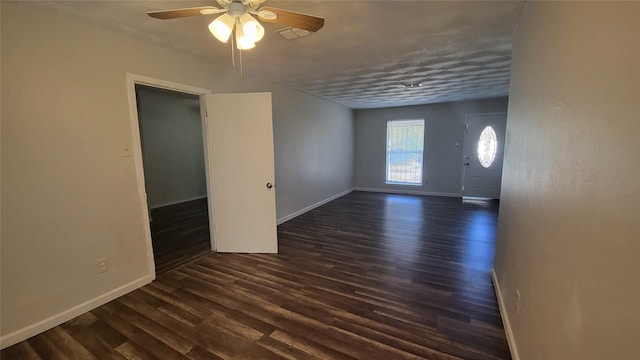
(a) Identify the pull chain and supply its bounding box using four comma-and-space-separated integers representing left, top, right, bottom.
231, 32, 236, 68
239, 49, 244, 81
229, 25, 244, 81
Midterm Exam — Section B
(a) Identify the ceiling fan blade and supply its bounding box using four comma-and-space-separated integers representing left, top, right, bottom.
257, 7, 324, 32
148, 6, 224, 20
248, 0, 267, 8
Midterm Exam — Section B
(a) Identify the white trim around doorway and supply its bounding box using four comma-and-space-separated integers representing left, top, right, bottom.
125, 73, 212, 278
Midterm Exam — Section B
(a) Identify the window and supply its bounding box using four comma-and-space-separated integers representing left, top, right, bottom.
477, 126, 498, 168
386, 119, 425, 185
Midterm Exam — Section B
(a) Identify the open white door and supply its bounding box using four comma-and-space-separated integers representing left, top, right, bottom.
462, 113, 507, 199
204, 93, 277, 253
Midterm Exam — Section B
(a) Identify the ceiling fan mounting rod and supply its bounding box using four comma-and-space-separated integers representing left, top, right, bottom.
228, 2, 248, 18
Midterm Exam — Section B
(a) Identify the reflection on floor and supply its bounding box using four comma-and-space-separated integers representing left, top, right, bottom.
150, 198, 211, 274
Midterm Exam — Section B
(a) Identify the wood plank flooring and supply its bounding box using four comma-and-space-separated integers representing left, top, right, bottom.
150, 198, 212, 274
1, 191, 510, 359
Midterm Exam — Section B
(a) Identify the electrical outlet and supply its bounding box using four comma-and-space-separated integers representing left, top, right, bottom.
96, 258, 109, 274
121, 145, 132, 157
515, 290, 521, 314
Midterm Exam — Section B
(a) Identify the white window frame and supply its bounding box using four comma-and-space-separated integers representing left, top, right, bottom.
385, 119, 425, 186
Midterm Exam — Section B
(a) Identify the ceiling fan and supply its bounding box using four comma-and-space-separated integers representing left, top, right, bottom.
148, 0, 325, 50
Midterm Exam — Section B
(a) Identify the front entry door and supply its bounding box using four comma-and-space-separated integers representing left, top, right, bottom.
462, 113, 507, 199
204, 93, 278, 253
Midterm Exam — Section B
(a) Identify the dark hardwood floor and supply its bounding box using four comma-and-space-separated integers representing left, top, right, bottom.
1, 191, 510, 360
150, 198, 212, 274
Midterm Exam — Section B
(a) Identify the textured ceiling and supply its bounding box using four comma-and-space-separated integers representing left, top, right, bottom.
18, 0, 525, 109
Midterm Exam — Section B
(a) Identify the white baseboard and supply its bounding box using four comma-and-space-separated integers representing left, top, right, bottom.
149, 195, 207, 209
353, 187, 461, 198
491, 269, 520, 360
277, 188, 353, 225
0, 274, 154, 349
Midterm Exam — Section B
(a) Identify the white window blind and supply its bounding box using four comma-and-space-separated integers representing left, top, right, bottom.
386, 119, 425, 185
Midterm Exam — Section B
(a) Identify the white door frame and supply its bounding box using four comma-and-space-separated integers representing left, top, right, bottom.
125, 73, 212, 277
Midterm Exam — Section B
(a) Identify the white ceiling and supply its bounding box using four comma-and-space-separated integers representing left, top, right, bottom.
19, 0, 525, 109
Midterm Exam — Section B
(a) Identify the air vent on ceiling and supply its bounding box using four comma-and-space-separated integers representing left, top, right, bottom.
277, 27, 312, 40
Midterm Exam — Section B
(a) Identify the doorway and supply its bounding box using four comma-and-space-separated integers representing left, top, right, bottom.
126, 74, 279, 278
134, 84, 212, 274
461, 113, 507, 199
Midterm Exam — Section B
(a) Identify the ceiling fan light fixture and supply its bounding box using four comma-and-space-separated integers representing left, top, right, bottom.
209, 13, 235, 43
236, 25, 256, 50
149, 1, 325, 53
239, 13, 264, 43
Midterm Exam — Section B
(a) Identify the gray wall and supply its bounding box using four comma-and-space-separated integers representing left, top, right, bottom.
136, 86, 207, 208
494, 2, 640, 359
272, 91, 353, 223
354, 98, 508, 196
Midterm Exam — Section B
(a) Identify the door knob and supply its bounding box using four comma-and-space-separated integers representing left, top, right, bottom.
266, 182, 273, 189
464, 162, 470, 166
